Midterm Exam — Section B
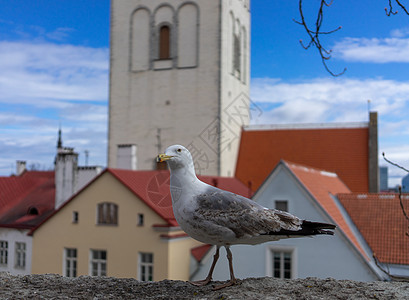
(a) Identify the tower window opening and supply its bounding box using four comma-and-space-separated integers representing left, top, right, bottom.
159, 25, 171, 59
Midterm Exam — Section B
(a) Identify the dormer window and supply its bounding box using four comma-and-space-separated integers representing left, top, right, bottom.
27, 207, 39, 215
97, 203, 118, 225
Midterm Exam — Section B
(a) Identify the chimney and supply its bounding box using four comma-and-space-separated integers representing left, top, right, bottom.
16, 160, 26, 175
368, 111, 379, 193
55, 147, 78, 209
117, 144, 137, 170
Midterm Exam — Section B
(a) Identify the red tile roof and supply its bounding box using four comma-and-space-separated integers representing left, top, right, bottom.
236, 126, 370, 192
0, 171, 55, 229
338, 193, 409, 265
283, 161, 369, 260
191, 244, 212, 262
30, 169, 252, 233
109, 169, 252, 226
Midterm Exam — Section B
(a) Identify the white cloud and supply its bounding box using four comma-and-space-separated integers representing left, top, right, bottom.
251, 77, 409, 123
0, 41, 109, 105
333, 37, 409, 63
250, 77, 409, 187
0, 40, 109, 175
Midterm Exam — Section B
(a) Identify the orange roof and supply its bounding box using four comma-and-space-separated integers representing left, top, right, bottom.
283, 161, 369, 261
0, 171, 55, 229
236, 126, 369, 192
338, 193, 409, 265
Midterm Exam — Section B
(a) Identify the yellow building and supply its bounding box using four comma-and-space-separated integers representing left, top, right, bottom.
29, 169, 250, 281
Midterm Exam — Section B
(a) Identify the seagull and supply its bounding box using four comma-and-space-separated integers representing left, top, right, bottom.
157, 144, 336, 290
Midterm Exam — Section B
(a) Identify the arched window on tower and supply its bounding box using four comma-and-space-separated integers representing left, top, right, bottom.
159, 25, 171, 59
233, 33, 241, 77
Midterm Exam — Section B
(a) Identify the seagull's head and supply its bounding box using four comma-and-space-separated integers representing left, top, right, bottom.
157, 144, 194, 171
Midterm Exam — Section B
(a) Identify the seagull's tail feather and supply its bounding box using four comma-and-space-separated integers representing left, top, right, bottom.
264, 220, 336, 236
302, 220, 336, 235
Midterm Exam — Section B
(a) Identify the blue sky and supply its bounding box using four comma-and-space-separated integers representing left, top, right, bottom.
0, 1, 408, 187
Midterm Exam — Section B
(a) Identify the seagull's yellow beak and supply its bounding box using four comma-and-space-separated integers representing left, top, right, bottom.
157, 154, 173, 163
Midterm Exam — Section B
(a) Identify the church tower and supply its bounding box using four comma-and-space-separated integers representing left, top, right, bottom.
108, 0, 250, 176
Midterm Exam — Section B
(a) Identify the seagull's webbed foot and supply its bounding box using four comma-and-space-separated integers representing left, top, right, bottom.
189, 246, 220, 287
189, 277, 212, 287
212, 278, 237, 290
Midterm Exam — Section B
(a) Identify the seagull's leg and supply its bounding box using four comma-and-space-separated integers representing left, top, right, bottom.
213, 246, 237, 290
189, 246, 220, 286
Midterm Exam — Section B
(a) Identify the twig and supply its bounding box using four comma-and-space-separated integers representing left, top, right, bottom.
386, 0, 409, 16
382, 152, 409, 173
294, 0, 346, 76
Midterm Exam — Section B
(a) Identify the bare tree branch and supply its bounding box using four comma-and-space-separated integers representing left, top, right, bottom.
295, 0, 346, 77
386, 0, 409, 16
295, 1, 409, 76
382, 152, 409, 173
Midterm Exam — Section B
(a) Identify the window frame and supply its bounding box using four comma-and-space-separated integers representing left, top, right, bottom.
138, 252, 154, 281
0, 240, 8, 266
97, 202, 118, 226
275, 200, 289, 212
72, 211, 79, 224
158, 25, 171, 60
89, 249, 107, 276
137, 213, 144, 227
64, 248, 78, 277
265, 246, 297, 279
15, 242, 26, 269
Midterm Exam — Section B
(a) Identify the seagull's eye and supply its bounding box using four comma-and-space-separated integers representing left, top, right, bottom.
177, 148, 182, 153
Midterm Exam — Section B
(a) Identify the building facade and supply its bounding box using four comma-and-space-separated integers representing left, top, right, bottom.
192, 161, 387, 282
379, 166, 388, 191
30, 169, 250, 280
108, 0, 251, 176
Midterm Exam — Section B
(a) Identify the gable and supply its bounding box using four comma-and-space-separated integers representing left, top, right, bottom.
254, 161, 369, 262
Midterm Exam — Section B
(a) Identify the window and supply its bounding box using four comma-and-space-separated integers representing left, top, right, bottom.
97, 203, 118, 225
0, 241, 8, 265
233, 33, 241, 76
72, 211, 79, 223
137, 213, 144, 226
275, 200, 288, 212
65, 248, 77, 277
159, 25, 170, 59
272, 250, 292, 279
15, 242, 26, 269
139, 253, 153, 281
27, 207, 39, 215
90, 250, 107, 276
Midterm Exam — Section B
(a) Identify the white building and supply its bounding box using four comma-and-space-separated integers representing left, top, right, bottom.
191, 161, 388, 282
108, 0, 251, 176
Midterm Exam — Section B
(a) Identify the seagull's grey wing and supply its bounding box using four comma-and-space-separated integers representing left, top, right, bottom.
193, 189, 302, 239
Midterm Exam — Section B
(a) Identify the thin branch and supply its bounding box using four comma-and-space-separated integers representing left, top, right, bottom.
382, 152, 409, 173
295, 0, 346, 76
386, 0, 409, 16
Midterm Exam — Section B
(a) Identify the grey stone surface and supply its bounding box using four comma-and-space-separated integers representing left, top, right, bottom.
0, 273, 408, 299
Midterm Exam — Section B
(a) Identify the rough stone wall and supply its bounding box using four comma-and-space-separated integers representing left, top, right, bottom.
1, 273, 408, 299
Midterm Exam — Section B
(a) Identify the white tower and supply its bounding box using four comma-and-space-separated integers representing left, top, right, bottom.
108, 0, 251, 176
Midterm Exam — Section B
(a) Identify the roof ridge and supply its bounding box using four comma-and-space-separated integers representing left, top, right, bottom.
244, 122, 369, 131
